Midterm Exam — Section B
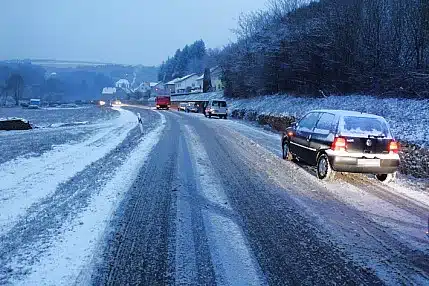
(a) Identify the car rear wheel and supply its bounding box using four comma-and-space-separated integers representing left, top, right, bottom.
316, 154, 335, 181
376, 172, 396, 184
282, 141, 293, 161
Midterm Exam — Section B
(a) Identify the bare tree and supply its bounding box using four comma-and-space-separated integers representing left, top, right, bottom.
6, 74, 24, 106
0, 84, 6, 106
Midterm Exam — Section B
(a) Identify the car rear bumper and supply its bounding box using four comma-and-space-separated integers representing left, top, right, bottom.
326, 150, 400, 174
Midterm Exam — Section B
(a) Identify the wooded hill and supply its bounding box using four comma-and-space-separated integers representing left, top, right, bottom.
216, 0, 429, 98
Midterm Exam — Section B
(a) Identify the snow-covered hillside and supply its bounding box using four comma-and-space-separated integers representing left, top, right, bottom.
173, 93, 429, 147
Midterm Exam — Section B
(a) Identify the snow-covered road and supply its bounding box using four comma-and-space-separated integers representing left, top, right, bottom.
0, 107, 428, 285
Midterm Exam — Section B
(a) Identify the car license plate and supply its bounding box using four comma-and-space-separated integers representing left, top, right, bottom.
357, 159, 380, 167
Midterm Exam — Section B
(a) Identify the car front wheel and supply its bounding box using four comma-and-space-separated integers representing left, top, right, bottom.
376, 173, 396, 184
316, 154, 335, 181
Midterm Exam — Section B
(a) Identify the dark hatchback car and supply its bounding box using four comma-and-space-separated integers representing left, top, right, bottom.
281, 110, 400, 183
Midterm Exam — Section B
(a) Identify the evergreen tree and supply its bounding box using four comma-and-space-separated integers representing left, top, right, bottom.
203, 68, 212, 93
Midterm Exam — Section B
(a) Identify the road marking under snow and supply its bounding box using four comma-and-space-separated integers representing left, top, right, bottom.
182, 125, 265, 286
12, 111, 166, 286
0, 107, 137, 235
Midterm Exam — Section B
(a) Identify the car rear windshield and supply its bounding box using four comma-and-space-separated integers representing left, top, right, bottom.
212, 101, 226, 107
339, 116, 391, 137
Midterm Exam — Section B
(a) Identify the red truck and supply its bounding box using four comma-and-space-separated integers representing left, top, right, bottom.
156, 96, 171, 110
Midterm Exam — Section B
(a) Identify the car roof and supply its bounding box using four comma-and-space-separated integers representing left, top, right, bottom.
309, 109, 384, 119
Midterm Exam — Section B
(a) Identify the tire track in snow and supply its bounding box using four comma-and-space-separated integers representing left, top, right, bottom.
182, 125, 266, 286
92, 110, 177, 286
172, 126, 216, 285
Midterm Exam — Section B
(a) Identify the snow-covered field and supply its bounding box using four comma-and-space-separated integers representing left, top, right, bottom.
172, 92, 429, 147
0, 106, 120, 164
0, 105, 117, 128
0, 106, 166, 284
0, 107, 136, 235
17, 111, 166, 285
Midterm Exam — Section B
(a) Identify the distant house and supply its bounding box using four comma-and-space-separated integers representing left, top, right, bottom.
196, 74, 204, 91
174, 73, 199, 94
101, 87, 117, 101
151, 82, 165, 95
210, 66, 224, 91
133, 82, 151, 93
115, 79, 130, 90
194, 67, 223, 93
165, 78, 181, 94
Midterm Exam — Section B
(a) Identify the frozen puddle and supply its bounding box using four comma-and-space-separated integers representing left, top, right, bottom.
0, 107, 137, 235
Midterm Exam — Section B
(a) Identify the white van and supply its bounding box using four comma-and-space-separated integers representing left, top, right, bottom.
205, 100, 228, 119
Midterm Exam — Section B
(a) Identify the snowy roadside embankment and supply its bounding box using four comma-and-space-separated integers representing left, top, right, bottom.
0, 107, 137, 235
229, 95, 429, 147
173, 92, 429, 147
173, 92, 429, 178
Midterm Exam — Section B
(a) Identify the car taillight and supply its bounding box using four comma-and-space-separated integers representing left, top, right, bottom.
331, 137, 346, 151
389, 140, 399, 154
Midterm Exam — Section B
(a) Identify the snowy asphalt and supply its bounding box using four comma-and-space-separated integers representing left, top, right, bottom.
0, 106, 428, 285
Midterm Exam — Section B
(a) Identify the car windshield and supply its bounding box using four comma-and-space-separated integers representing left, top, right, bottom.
339, 116, 391, 137
212, 101, 226, 107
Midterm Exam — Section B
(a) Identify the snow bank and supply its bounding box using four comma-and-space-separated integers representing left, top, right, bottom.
230, 95, 429, 147
48, 121, 90, 128
0, 117, 28, 123
174, 92, 429, 147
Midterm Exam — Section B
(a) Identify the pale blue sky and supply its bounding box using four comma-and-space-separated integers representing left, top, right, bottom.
0, 0, 267, 65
